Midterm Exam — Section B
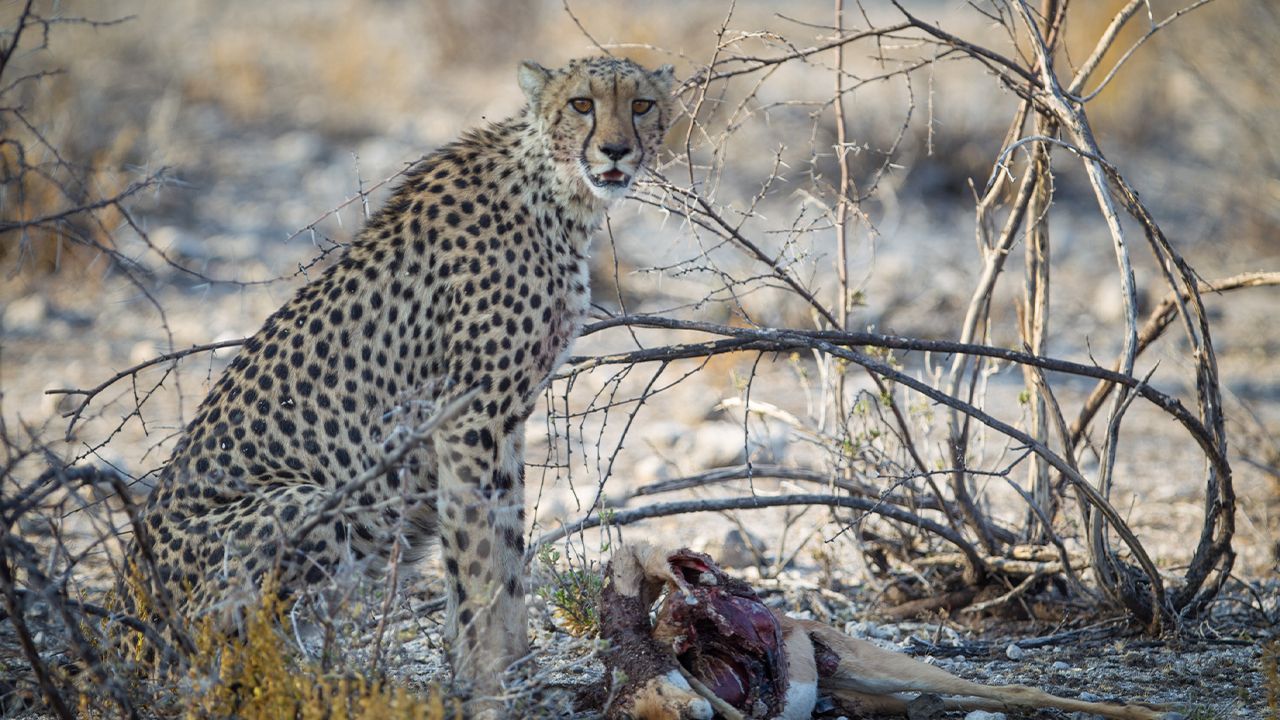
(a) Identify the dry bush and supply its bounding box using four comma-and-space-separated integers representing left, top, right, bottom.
0, 5, 158, 290
534, 0, 1280, 633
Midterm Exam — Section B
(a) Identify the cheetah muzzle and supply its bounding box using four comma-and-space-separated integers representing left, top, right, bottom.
125, 56, 676, 703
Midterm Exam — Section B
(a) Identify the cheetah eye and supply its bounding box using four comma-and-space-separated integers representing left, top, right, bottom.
570, 98, 594, 114
631, 99, 654, 115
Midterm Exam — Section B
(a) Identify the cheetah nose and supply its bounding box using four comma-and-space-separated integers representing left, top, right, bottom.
600, 142, 632, 161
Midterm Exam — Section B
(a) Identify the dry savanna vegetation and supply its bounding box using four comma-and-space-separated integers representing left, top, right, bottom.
1, 0, 1278, 718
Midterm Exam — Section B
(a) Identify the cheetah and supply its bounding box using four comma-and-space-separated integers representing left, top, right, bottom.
128, 56, 675, 697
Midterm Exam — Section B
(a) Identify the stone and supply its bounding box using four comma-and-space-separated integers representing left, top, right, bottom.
2, 294, 46, 333
701, 528, 767, 569
905, 693, 945, 720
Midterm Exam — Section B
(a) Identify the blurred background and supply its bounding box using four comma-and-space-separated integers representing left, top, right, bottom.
1, 0, 1278, 577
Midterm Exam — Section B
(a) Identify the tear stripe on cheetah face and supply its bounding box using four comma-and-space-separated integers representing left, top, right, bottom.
519, 56, 675, 202
124, 56, 675, 703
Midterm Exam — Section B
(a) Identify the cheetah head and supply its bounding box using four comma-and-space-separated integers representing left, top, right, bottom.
518, 56, 676, 202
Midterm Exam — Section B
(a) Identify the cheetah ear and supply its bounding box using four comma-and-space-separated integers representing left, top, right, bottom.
517, 60, 552, 106
651, 64, 676, 93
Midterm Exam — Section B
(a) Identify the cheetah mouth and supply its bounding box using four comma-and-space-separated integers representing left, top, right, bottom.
590, 169, 631, 187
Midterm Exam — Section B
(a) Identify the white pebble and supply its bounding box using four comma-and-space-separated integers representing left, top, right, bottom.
1051, 660, 1071, 671
2, 294, 46, 332
1004, 643, 1025, 660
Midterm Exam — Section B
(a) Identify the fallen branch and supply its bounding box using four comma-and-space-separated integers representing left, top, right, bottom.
530, 493, 988, 579
568, 315, 1231, 484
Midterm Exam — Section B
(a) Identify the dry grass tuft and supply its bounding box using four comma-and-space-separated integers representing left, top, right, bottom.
183, 582, 458, 720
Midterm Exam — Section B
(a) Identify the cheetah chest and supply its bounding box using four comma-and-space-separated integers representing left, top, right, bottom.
533, 257, 590, 378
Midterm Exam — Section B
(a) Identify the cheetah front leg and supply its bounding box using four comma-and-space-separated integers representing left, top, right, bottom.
436, 418, 528, 701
